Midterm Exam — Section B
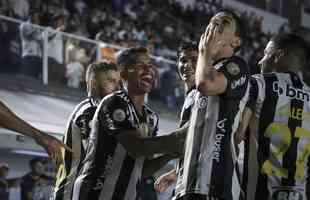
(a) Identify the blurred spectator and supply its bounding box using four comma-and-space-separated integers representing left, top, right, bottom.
0, 162, 9, 200
47, 13, 66, 84
0, 162, 20, 200
20, 158, 51, 200
65, 53, 84, 88
20, 11, 43, 78
9, 0, 30, 20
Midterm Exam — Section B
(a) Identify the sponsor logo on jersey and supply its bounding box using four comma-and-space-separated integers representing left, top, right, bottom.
231, 75, 246, 89
272, 189, 303, 200
273, 82, 310, 102
213, 118, 227, 162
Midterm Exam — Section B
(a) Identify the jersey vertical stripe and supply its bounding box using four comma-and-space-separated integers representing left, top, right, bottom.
255, 74, 279, 200
176, 56, 249, 200
72, 90, 158, 200
282, 72, 304, 187
245, 72, 310, 200
54, 98, 96, 200
175, 92, 208, 198
175, 89, 198, 196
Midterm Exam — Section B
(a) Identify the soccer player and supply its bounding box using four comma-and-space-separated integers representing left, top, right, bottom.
72, 46, 186, 200
53, 61, 121, 200
238, 34, 310, 200
155, 42, 198, 193
175, 10, 248, 200
0, 100, 68, 164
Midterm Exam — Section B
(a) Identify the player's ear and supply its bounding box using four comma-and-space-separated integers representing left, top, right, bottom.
232, 36, 241, 50
274, 49, 285, 63
120, 69, 128, 81
87, 78, 97, 95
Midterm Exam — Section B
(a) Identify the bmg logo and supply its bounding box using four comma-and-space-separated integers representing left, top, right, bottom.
273, 82, 309, 102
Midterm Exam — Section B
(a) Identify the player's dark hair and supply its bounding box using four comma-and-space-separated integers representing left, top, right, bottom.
218, 9, 246, 52
116, 46, 148, 70
86, 60, 118, 83
271, 33, 309, 69
29, 158, 42, 170
177, 42, 198, 58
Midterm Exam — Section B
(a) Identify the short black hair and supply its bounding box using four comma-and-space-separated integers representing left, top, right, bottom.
217, 9, 246, 52
29, 158, 42, 169
86, 60, 118, 82
52, 13, 65, 21
271, 33, 309, 68
116, 46, 148, 70
177, 42, 198, 58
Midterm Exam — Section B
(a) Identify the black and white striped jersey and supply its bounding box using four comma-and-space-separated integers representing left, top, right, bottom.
53, 98, 97, 200
179, 88, 197, 128
175, 56, 249, 200
175, 88, 199, 194
243, 72, 310, 200
72, 90, 159, 200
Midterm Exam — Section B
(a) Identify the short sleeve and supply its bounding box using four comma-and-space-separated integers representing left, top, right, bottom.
98, 95, 136, 135
217, 57, 249, 99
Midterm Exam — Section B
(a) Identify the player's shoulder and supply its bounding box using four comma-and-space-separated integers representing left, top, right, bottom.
186, 88, 198, 98
144, 104, 159, 121
71, 98, 93, 117
98, 90, 130, 110
215, 56, 248, 75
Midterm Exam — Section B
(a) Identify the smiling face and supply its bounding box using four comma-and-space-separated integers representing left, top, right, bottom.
178, 49, 197, 88
126, 52, 156, 95
207, 12, 241, 59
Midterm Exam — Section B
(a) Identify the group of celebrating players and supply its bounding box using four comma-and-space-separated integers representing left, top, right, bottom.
1, 9, 310, 200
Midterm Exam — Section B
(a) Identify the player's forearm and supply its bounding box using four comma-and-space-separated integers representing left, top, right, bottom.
195, 52, 216, 93
196, 51, 214, 82
142, 154, 176, 178
119, 126, 187, 158
138, 134, 183, 156
0, 101, 43, 140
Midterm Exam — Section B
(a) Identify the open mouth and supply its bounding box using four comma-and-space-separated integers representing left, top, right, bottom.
141, 74, 154, 87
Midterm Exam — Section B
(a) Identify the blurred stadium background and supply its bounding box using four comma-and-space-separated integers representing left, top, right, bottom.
0, 0, 309, 199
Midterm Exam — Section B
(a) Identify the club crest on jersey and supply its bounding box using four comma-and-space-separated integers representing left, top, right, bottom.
112, 109, 126, 122
226, 62, 240, 75
198, 96, 208, 108
273, 82, 310, 102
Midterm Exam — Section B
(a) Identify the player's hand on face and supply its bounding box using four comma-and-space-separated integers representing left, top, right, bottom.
199, 23, 224, 59
154, 171, 177, 193
35, 134, 72, 166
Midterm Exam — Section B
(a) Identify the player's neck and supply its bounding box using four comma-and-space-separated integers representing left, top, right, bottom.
185, 81, 195, 93
128, 93, 145, 114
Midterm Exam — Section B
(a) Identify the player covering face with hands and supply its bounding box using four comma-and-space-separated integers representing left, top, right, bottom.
164, 10, 248, 200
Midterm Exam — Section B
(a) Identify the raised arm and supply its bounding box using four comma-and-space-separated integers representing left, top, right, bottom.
196, 25, 228, 96
0, 100, 70, 164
